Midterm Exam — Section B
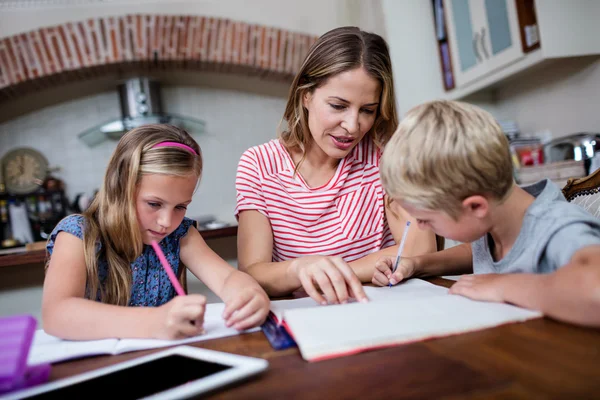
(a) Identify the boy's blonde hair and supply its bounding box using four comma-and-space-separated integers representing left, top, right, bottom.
81, 125, 201, 305
380, 100, 513, 218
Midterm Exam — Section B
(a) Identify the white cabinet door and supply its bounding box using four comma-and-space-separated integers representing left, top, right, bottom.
444, 0, 485, 86
480, 0, 524, 75
444, 0, 524, 88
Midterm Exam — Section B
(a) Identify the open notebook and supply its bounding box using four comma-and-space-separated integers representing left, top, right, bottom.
271, 279, 542, 362
28, 303, 259, 366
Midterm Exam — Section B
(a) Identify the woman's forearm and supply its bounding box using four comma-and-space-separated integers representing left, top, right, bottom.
242, 259, 301, 297
349, 245, 399, 282
42, 297, 159, 340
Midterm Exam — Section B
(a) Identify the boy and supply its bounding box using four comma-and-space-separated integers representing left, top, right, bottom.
373, 100, 600, 326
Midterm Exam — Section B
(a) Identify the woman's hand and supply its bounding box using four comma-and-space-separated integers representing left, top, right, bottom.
222, 286, 270, 330
371, 256, 417, 286
154, 294, 207, 340
290, 256, 369, 305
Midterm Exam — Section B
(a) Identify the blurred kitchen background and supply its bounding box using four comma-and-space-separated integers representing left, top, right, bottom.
1, 0, 599, 321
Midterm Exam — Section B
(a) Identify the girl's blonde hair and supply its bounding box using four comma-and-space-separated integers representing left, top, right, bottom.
279, 26, 398, 170
82, 124, 202, 305
381, 100, 513, 219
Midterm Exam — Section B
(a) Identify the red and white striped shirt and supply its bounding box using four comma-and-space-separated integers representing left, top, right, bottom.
235, 138, 395, 262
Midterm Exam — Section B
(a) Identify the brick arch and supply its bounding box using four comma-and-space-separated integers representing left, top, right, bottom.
0, 15, 318, 101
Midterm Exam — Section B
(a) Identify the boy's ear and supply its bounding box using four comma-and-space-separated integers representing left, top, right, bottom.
462, 195, 489, 218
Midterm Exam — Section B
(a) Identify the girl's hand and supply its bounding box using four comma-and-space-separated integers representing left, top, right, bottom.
449, 274, 506, 302
154, 294, 207, 340
290, 256, 368, 305
371, 256, 416, 287
222, 287, 270, 330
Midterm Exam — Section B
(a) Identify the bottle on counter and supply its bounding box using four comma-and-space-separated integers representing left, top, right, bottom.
1, 199, 16, 248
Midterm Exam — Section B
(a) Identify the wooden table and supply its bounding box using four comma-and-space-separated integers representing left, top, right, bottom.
43, 278, 600, 399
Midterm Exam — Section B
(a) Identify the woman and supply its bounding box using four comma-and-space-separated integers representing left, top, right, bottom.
235, 26, 437, 304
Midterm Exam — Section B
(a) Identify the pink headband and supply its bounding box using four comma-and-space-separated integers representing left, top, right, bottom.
152, 141, 198, 155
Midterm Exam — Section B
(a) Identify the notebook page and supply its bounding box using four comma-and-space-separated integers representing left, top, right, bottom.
270, 297, 320, 322
28, 331, 118, 365
270, 279, 449, 321
115, 303, 260, 354
283, 294, 542, 362
363, 278, 449, 300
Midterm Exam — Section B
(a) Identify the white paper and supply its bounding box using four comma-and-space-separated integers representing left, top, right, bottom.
114, 303, 259, 353
279, 280, 542, 361
28, 331, 118, 365
362, 278, 449, 300
269, 278, 449, 321
28, 303, 259, 366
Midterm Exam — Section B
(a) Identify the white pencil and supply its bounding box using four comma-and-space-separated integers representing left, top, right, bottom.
389, 221, 411, 287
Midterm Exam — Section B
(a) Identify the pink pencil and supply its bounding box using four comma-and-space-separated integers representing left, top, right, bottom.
151, 240, 186, 296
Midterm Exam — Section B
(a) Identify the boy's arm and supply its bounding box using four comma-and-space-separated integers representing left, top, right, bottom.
358, 198, 439, 283
412, 242, 473, 277
374, 243, 473, 286
450, 246, 600, 327
545, 223, 600, 269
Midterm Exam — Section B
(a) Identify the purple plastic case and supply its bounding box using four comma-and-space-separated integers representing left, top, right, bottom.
0, 315, 51, 394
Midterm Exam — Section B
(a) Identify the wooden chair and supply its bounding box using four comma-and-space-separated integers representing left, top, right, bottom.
562, 167, 600, 218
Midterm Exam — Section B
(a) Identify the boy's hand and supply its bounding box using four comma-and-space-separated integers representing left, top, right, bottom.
222, 286, 270, 331
290, 256, 369, 305
155, 294, 207, 340
449, 274, 506, 302
372, 256, 416, 286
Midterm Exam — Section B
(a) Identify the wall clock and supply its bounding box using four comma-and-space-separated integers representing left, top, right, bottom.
1, 147, 49, 194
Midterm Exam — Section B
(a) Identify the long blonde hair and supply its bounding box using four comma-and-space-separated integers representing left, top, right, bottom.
82, 125, 202, 305
279, 26, 398, 170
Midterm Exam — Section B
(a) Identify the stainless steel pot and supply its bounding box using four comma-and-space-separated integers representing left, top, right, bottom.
544, 132, 600, 173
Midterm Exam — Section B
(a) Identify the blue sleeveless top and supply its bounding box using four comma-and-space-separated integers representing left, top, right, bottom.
46, 214, 195, 307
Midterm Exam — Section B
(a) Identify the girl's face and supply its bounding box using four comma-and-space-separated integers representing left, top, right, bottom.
135, 173, 197, 245
303, 67, 381, 160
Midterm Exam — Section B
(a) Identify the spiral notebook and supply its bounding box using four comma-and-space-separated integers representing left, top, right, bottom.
273, 279, 542, 362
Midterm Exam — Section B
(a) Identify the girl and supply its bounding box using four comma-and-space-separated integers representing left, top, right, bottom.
235, 26, 438, 306
42, 125, 269, 340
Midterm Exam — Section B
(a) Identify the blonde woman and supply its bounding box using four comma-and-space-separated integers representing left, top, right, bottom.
43, 125, 269, 340
235, 27, 437, 305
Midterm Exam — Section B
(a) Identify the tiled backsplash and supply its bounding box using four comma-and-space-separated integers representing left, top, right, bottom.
0, 85, 286, 223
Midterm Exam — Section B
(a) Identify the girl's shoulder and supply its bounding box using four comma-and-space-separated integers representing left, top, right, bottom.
168, 217, 196, 241
46, 214, 87, 255
52, 214, 86, 237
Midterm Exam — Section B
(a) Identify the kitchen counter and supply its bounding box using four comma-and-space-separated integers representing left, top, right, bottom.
0, 225, 238, 269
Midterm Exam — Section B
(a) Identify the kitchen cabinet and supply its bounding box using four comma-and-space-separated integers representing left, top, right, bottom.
444, 0, 524, 88
427, 0, 600, 100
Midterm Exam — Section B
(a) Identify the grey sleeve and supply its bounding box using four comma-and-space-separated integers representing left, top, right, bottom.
545, 223, 600, 270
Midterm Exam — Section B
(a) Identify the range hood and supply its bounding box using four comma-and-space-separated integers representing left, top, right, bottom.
78, 77, 206, 147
